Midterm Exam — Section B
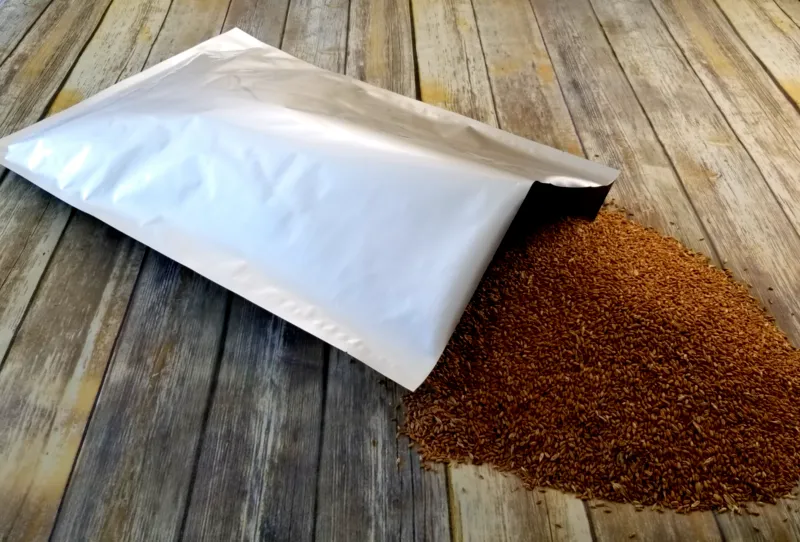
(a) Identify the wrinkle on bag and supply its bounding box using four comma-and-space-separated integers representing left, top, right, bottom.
0, 29, 617, 389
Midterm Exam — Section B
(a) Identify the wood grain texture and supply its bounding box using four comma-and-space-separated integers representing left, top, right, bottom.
716, 506, 800, 542
0, 0, 115, 137
0, 6, 201, 536
222, 0, 290, 45
715, 0, 800, 106
182, 298, 326, 542
47, 0, 172, 116
588, 502, 723, 542
410, 0, 495, 124
0, 0, 56, 68
282, 0, 348, 70
346, 0, 415, 95
0, 181, 70, 364
50, 254, 228, 542
449, 465, 592, 542
775, 0, 800, 26
530, 0, 712, 252
145, 0, 232, 67
0, 216, 143, 542
651, 0, 800, 235
316, 350, 451, 542
471, 0, 582, 157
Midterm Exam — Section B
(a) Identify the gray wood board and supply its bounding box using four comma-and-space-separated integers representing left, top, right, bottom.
50, 253, 229, 542
182, 298, 326, 542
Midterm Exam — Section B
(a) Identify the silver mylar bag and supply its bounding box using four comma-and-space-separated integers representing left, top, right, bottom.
0, 29, 617, 389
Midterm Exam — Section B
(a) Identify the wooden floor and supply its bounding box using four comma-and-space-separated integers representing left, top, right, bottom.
1, 0, 800, 539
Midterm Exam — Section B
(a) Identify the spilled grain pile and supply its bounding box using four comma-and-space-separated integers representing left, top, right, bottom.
404, 210, 800, 511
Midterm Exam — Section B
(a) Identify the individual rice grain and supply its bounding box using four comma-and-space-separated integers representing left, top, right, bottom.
404, 210, 800, 511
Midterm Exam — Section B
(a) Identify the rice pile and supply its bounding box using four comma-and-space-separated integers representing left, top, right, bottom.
404, 210, 800, 511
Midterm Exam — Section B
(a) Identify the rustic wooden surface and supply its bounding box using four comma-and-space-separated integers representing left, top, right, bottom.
1, 0, 800, 540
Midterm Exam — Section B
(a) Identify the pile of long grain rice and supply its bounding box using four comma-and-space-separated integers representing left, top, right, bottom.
404, 210, 800, 512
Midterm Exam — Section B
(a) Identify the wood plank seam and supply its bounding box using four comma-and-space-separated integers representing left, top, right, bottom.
444, 466, 462, 542
775, 0, 800, 28
711, 0, 800, 114
581, 0, 725, 269
310, 343, 332, 542
405, 0, 423, 99
647, 0, 800, 242
175, 294, 233, 542
343, 0, 353, 73
770, 0, 800, 36
220, 0, 236, 33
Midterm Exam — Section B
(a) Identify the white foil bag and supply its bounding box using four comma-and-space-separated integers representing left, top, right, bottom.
0, 29, 617, 389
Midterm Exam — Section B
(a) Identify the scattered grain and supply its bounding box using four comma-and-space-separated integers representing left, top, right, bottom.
404, 211, 800, 511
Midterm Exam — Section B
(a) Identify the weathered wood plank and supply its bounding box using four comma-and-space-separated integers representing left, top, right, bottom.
0, 0, 116, 136
316, 351, 451, 541
182, 298, 325, 542
0, 6, 195, 535
0, 0, 152, 374
411, 0, 495, 124
471, 0, 582, 157
0, 182, 70, 364
588, 502, 723, 542
775, 0, 800, 27
0, 0, 56, 68
47, 0, 173, 115
449, 465, 592, 542
530, 0, 711, 250
49, 254, 228, 542
44, 1, 234, 539
716, 509, 800, 542
652, 0, 800, 235
650, 0, 800, 532
714, 0, 800, 106
347, 0, 415, 95
0, 0, 120, 298
146, 0, 231, 66
0, 216, 143, 542
409, 458, 452, 541
222, 0, 290, 45
282, 0, 348, 71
